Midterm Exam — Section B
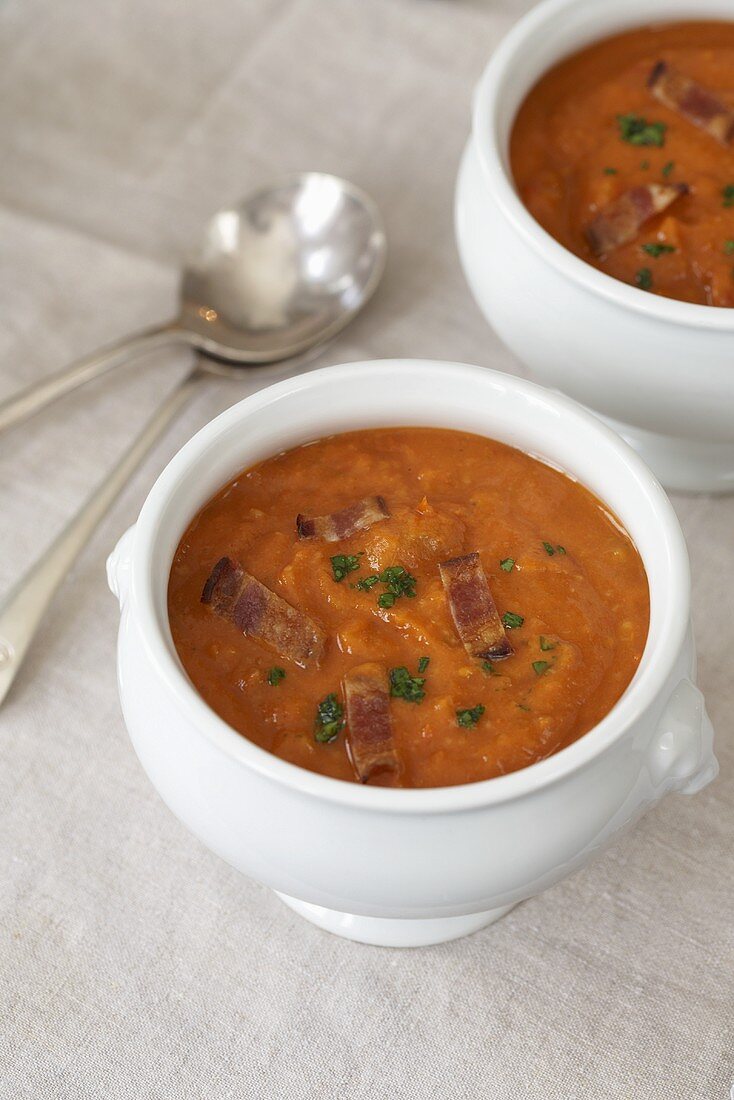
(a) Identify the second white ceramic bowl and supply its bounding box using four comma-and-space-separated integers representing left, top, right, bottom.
107, 360, 717, 946
456, 0, 734, 493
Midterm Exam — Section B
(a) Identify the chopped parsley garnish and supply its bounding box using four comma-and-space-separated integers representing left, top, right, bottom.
418, 656, 430, 674
482, 660, 499, 676
603, 166, 618, 175
617, 113, 667, 147
500, 557, 515, 572
640, 159, 650, 170
267, 666, 286, 686
662, 160, 674, 178
542, 541, 555, 556
557, 545, 566, 555
456, 704, 485, 728
389, 666, 426, 703
382, 565, 416, 597
539, 636, 556, 652
355, 575, 379, 590
532, 660, 551, 676
369, 565, 417, 609
635, 267, 653, 291
314, 693, 344, 743
723, 184, 734, 208
517, 703, 531, 712
642, 242, 675, 258
331, 553, 362, 582
502, 611, 524, 630
725, 240, 734, 256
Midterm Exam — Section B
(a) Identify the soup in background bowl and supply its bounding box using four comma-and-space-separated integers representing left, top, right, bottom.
511, 21, 734, 306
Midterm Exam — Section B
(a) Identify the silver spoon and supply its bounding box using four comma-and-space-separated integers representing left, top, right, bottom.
0, 172, 385, 434
0, 173, 386, 707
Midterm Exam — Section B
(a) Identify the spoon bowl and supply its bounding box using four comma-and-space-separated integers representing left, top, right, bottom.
179, 173, 386, 364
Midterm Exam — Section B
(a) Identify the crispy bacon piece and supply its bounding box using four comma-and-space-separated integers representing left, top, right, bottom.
296, 496, 390, 542
344, 663, 398, 783
585, 182, 688, 256
439, 553, 513, 661
201, 556, 325, 667
648, 61, 734, 146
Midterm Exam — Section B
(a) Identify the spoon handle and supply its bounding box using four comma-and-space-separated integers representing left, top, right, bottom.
0, 323, 187, 436
0, 366, 202, 709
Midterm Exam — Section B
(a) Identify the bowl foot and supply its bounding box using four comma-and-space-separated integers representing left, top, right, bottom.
601, 415, 734, 494
275, 892, 515, 947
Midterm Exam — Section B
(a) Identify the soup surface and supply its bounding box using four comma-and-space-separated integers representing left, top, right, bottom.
511, 22, 734, 305
168, 428, 650, 788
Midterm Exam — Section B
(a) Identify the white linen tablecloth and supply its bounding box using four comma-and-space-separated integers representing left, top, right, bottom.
0, 2, 732, 1096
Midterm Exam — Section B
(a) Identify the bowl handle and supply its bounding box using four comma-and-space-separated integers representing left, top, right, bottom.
106, 525, 136, 609
649, 678, 718, 795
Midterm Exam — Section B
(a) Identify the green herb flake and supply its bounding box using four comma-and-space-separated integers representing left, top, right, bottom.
542, 541, 555, 556
355, 575, 379, 591
357, 563, 418, 607
389, 666, 426, 704
417, 656, 430, 674
539, 636, 556, 652
267, 667, 286, 686
500, 557, 515, 572
723, 184, 734, 208
617, 113, 667, 148
314, 693, 344, 743
603, 166, 618, 175
502, 611, 524, 630
330, 553, 362, 583
724, 240, 734, 256
556, 545, 567, 555
642, 242, 675, 258
662, 160, 675, 178
381, 565, 416, 599
482, 660, 499, 676
532, 660, 551, 676
635, 267, 653, 291
456, 704, 485, 728
517, 703, 532, 713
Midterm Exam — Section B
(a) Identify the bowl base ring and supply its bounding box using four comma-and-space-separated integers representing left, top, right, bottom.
598, 414, 734, 494
275, 892, 515, 947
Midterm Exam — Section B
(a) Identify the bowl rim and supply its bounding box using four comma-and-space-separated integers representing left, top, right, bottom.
471, 0, 734, 331
128, 358, 690, 814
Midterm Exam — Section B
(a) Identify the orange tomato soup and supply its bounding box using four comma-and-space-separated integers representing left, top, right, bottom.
511, 22, 734, 305
168, 429, 649, 788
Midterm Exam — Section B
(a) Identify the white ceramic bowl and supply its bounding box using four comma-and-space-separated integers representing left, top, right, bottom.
107, 360, 717, 947
456, 0, 734, 494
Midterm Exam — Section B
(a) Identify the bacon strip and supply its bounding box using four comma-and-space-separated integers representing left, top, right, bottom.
439, 553, 513, 661
344, 663, 398, 783
296, 496, 389, 542
648, 61, 734, 146
585, 182, 688, 256
201, 556, 325, 667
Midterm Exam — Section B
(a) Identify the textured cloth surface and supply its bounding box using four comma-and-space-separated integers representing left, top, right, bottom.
0, 2, 732, 1097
